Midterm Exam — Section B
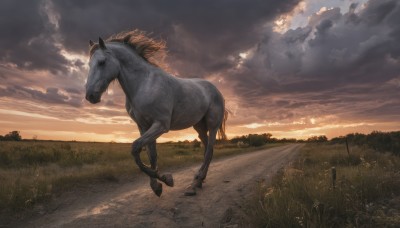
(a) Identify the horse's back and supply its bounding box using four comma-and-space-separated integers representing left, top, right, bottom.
169, 77, 224, 130
176, 77, 224, 108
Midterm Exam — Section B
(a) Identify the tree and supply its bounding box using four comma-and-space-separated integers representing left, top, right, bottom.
192, 139, 201, 148
2, 131, 22, 141
317, 135, 328, 142
248, 134, 266, 147
307, 135, 328, 143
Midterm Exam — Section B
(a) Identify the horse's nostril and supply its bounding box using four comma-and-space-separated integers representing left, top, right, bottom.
86, 93, 94, 101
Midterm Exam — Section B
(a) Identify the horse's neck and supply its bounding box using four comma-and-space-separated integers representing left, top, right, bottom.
117, 64, 148, 99
112, 45, 155, 101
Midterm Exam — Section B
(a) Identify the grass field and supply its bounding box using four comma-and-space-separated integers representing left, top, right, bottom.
0, 140, 280, 215
247, 143, 400, 227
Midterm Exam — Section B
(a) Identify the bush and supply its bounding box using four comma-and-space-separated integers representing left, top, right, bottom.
332, 131, 400, 155
0, 131, 22, 141
307, 135, 328, 142
192, 139, 201, 148
248, 134, 266, 147
230, 134, 272, 147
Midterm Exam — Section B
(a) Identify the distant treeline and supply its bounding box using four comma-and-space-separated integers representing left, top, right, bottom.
2, 130, 399, 154
229, 131, 400, 155
330, 131, 400, 155
229, 133, 328, 147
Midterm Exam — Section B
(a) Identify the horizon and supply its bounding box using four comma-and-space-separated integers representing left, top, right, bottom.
1, 0, 400, 143
1, 129, 398, 144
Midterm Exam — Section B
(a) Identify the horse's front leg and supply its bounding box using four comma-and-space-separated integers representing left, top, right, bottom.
146, 141, 163, 196
131, 122, 174, 191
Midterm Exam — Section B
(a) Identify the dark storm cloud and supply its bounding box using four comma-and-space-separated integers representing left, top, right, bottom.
361, 0, 397, 25
230, 0, 400, 122
52, 0, 301, 77
0, 0, 70, 73
0, 85, 82, 107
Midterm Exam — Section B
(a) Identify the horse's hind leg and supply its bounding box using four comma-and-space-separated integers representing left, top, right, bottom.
185, 126, 218, 196
192, 120, 208, 188
185, 97, 224, 196
197, 128, 217, 183
194, 119, 208, 146
146, 141, 163, 197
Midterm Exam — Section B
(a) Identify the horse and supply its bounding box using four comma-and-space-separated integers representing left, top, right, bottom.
85, 30, 228, 196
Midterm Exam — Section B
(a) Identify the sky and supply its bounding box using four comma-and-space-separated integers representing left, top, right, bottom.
1, 0, 399, 142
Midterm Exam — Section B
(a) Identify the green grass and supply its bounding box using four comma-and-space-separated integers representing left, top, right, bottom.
0, 141, 281, 215
246, 143, 400, 227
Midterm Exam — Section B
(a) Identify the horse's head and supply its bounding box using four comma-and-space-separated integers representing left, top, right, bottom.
85, 37, 120, 104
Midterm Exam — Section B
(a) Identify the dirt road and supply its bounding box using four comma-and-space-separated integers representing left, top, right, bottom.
20, 144, 302, 228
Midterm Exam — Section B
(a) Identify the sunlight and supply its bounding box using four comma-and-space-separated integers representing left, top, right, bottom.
60, 49, 89, 70
107, 89, 114, 95
273, 16, 290, 33
316, 7, 328, 15
292, 119, 306, 125
273, 122, 376, 139
243, 123, 267, 129
0, 109, 59, 120
75, 116, 132, 125
24, 129, 135, 143
158, 134, 198, 142
235, 49, 254, 69
239, 52, 248, 59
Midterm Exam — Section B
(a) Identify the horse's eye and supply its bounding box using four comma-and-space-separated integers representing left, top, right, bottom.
98, 60, 105, 66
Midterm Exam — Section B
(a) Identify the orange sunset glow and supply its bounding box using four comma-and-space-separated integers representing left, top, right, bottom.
1, 0, 400, 142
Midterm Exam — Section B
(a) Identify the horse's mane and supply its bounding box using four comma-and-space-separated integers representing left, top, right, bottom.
89, 29, 167, 69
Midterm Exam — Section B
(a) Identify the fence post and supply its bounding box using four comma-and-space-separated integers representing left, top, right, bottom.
345, 138, 350, 156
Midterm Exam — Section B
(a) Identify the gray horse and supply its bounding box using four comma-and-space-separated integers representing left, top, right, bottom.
85, 30, 227, 196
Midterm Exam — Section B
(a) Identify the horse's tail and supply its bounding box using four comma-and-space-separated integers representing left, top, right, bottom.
218, 108, 229, 141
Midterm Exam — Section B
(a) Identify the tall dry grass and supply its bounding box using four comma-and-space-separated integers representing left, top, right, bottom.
0, 142, 134, 213
247, 143, 400, 227
0, 141, 280, 215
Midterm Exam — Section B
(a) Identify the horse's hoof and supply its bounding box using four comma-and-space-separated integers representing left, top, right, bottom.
195, 180, 203, 189
151, 181, 162, 197
184, 186, 197, 196
161, 173, 174, 187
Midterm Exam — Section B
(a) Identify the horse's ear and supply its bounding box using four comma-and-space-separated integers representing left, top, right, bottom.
99, 37, 106, 49
89, 40, 94, 46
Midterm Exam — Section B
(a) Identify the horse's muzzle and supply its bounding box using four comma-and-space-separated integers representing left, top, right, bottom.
85, 92, 101, 104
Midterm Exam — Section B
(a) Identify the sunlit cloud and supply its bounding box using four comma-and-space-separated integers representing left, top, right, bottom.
316, 7, 330, 15
273, 1, 306, 33
242, 123, 267, 129
0, 109, 59, 120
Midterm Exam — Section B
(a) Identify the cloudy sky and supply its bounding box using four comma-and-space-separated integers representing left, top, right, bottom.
1, 0, 399, 142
